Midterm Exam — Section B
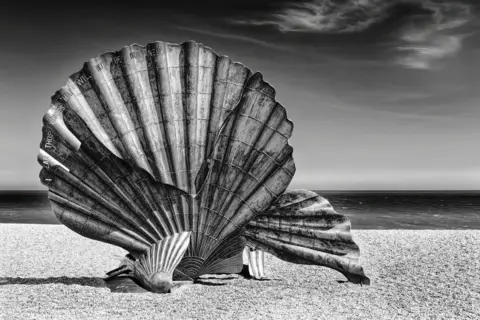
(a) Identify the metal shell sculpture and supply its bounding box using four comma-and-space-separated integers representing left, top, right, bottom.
38, 40, 370, 293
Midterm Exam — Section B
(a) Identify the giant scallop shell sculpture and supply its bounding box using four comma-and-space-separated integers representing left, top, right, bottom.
38, 40, 370, 293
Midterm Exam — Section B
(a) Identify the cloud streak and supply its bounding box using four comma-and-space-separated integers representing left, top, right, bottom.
232, 0, 476, 69
175, 26, 295, 52
393, 2, 473, 69
395, 34, 464, 69
232, 0, 392, 33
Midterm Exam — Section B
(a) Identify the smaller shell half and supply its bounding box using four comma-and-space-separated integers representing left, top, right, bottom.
245, 189, 370, 285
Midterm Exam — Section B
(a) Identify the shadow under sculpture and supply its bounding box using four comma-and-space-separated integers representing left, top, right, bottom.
38, 40, 370, 293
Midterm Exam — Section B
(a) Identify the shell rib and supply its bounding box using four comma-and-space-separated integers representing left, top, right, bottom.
38, 40, 295, 286
105, 232, 191, 293
243, 248, 266, 279
60, 41, 253, 196
133, 232, 191, 293
245, 189, 370, 285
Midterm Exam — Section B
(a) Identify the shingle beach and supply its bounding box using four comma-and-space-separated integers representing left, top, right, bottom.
1, 225, 479, 320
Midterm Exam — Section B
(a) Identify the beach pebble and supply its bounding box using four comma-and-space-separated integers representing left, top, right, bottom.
0, 225, 479, 320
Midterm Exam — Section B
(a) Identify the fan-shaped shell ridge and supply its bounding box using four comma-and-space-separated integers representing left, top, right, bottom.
246, 189, 370, 285
38, 39, 296, 285
49, 40, 260, 197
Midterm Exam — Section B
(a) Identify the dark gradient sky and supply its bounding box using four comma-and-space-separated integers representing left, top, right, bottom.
1, 0, 479, 190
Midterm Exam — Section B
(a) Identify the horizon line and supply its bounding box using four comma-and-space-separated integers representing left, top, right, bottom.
0, 189, 479, 193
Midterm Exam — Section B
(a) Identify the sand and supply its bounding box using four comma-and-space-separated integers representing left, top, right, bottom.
0, 225, 479, 320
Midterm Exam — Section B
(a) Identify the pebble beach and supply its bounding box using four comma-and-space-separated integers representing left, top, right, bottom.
1, 225, 479, 320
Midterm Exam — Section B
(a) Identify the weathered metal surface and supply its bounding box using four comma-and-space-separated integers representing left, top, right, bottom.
246, 189, 370, 285
243, 248, 266, 279
105, 232, 191, 293
38, 40, 298, 291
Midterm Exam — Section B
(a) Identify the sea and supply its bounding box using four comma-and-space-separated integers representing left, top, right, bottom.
0, 190, 479, 229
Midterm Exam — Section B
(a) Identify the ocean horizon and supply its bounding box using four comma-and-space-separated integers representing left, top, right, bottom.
0, 190, 478, 229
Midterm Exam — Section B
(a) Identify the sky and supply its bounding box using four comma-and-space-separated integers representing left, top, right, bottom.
0, 0, 479, 190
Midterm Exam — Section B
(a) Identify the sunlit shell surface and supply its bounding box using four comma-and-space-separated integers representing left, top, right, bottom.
38, 40, 369, 292
245, 189, 370, 284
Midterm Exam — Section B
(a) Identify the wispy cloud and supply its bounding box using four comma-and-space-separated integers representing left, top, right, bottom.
232, 0, 476, 70
395, 35, 464, 70
232, 0, 391, 33
175, 26, 295, 52
393, 2, 474, 70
